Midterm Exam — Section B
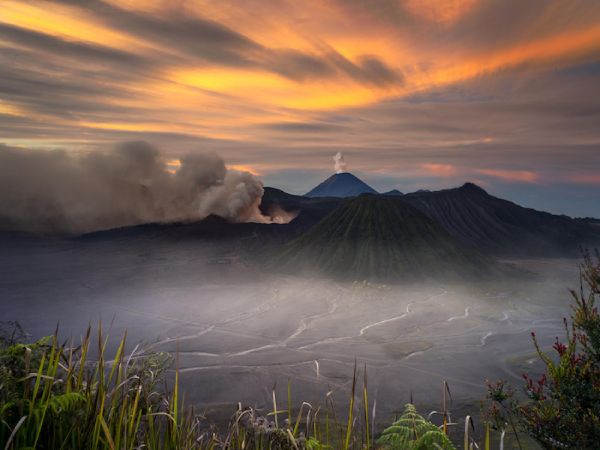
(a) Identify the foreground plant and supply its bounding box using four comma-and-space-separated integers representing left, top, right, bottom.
0, 323, 217, 450
377, 403, 455, 450
484, 250, 600, 449
0, 322, 523, 450
0, 322, 356, 449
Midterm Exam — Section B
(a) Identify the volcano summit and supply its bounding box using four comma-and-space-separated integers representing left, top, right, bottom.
304, 172, 378, 198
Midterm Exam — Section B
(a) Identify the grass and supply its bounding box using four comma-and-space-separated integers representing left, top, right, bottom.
0, 323, 518, 449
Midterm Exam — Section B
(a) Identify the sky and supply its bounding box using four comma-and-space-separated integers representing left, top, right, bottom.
1, 0, 599, 217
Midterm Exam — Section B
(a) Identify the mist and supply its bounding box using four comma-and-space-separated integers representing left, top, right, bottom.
0, 227, 578, 424
0, 142, 284, 234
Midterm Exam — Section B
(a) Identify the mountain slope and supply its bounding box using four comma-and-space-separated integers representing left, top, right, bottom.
403, 183, 600, 256
273, 194, 497, 280
305, 172, 378, 198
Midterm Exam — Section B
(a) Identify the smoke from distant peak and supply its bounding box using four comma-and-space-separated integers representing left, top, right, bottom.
0, 142, 292, 235
333, 152, 347, 174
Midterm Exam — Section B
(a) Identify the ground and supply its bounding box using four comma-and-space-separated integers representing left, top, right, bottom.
0, 234, 577, 435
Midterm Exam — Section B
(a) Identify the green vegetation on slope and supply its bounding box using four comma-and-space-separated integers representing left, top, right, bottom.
274, 195, 495, 280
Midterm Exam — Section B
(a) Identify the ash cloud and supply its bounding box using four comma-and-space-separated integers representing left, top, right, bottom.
0, 142, 283, 235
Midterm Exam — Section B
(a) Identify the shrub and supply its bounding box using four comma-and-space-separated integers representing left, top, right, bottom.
484, 250, 600, 449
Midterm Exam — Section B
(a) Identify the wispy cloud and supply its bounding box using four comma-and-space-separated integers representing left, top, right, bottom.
475, 169, 540, 183
0, 0, 599, 214
565, 173, 600, 185
421, 163, 457, 177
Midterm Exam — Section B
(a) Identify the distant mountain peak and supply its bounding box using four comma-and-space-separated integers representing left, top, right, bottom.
305, 172, 378, 198
383, 189, 404, 196
460, 182, 488, 194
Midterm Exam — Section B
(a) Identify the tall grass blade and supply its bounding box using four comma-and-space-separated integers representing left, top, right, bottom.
363, 364, 370, 450
272, 384, 279, 428
287, 380, 292, 423
99, 414, 116, 450
464, 415, 471, 450
344, 360, 357, 450
3, 416, 27, 450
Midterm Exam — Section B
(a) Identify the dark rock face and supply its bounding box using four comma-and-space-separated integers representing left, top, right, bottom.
304, 172, 378, 198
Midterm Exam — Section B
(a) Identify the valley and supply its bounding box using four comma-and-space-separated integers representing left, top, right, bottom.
0, 232, 577, 426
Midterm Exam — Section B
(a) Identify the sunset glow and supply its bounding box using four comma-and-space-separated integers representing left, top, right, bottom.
0, 0, 599, 215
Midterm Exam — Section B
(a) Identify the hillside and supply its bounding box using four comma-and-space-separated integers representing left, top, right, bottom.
272, 194, 497, 280
403, 183, 600, 256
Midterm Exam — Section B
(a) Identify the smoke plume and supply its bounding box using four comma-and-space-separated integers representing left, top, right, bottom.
333, 152, 347, 174
0, 142, 290, 234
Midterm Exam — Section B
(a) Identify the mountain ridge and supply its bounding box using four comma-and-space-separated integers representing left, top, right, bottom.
71, 182, 600, 269
402, 182, 600, 256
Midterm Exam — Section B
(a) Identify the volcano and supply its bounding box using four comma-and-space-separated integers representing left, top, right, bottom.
274, 194, 497, 280
305, 172, 377, 198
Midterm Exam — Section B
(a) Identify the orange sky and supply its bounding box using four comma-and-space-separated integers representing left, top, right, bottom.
1, 0, 599, 138
0, 0, 599, 215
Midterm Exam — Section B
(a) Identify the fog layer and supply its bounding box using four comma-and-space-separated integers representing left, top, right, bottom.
0, 232, 577, 423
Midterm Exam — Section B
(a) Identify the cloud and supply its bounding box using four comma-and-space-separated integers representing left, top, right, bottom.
402, 0, 478, 24
0, 142, 286, 234
420, 163, 539, 185
474, 169, 539, 183
0, 0, 599, 216
37, 0, 402, 88
565, 173, 600, 185
324, 49, 403, 86
421, 163, 457, 177
0, 22, 150, 69
262, 121, 346, 133
267, 49, 335, 81
52, 0, 261, 66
